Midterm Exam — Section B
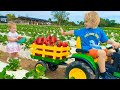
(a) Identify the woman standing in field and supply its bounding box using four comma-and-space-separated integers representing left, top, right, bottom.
6, 21, 21, 61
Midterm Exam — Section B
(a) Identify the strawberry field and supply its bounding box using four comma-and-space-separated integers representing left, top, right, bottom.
0, 23, 120, 79
0, 24, 120, 48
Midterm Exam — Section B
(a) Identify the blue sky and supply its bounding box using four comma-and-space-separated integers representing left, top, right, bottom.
1, 11, 120, 24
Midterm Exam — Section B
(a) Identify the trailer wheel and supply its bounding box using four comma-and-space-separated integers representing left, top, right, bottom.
35, 61, 47, 73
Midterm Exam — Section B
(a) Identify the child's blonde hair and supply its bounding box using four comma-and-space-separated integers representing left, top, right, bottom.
8, 21, 16, 30
84, 11, 100, 28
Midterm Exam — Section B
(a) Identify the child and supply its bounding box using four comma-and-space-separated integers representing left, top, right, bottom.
6, 21, 21, 61
60, 11, 120, 79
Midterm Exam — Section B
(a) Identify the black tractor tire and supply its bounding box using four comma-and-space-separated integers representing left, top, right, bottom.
65, 61, 96, 79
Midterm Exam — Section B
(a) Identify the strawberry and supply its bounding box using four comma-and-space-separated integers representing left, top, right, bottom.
51, 36, 57, 43
46, 35, 52, 41
36, 37, 41, 45
57, 41, 63, 47
41, 36, 45, 41
47, 41, 53, 46
62, 42, 68, 47
43, 39, 48, 46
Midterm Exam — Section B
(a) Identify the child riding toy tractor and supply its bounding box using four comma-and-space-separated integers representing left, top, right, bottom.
65, 37, 120, 79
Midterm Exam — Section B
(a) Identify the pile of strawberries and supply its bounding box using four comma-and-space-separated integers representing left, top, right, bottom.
32, 35, 69, 47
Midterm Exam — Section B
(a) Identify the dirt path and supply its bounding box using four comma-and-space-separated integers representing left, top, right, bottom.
0, 50, 66, 79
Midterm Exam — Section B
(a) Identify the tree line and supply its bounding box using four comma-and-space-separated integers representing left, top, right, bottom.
2, 12, 120, 27
50, 11, 120, 27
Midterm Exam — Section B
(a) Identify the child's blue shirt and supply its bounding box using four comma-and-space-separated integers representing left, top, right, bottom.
74, 28, 108, 51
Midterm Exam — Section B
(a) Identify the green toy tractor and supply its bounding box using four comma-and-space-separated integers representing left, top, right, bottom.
65, 37, 120, 79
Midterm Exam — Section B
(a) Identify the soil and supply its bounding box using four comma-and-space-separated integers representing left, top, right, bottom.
0, 50, 65, 79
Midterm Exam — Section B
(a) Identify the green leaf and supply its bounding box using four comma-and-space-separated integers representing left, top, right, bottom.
6, 58, 20, 71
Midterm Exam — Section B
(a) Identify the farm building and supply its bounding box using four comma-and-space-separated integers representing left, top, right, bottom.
0, 16, 7, 23
15, 16, 51, 25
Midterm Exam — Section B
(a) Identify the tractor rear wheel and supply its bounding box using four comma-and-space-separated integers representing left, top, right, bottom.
65, 61, 95, 79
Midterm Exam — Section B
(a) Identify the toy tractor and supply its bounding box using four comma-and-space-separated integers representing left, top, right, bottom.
29, 43, 70, 73
65, 37, 120, 79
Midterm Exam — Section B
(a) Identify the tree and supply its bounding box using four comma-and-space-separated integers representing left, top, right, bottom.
51, 11, 70, 25
79, 21, 84, 25
99, 18, 107, 27
99, 18, 118, 27
77, 21, 79, 23
48, 18, 52, 22
69, 21, 77, 26
6, 14, 16, 21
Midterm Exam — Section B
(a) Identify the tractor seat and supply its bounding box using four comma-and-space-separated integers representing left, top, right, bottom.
76, 49, 89, 53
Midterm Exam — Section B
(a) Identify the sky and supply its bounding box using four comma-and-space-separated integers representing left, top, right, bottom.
1, 11, 120, 24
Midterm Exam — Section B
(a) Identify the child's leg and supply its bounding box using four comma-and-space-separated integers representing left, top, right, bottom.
15, 52, 19, 59
7, 53, 11, 61
97, 50, 107, 73
10, 53, 14, 59
14, 52, 21, 61
87, 49, 106, 72
89, 49, 116, 78
8, 53, 12, 58
13, 52, 19, 59
7, 53, 14, 62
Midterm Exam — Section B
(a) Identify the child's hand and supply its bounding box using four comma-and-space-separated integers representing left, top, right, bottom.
112, 42, 120, 49
14, 38, 19, 41
60, 27, 65, 35
18, 36, 23, 40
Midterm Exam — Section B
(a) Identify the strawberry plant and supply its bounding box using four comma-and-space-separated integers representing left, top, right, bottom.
0, 67, 14, 79
22, 65, 47, 79
0, 24, 120, 51
6, 58, 21, 71
66, 36, 71, 40
59, 36, 66, 41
